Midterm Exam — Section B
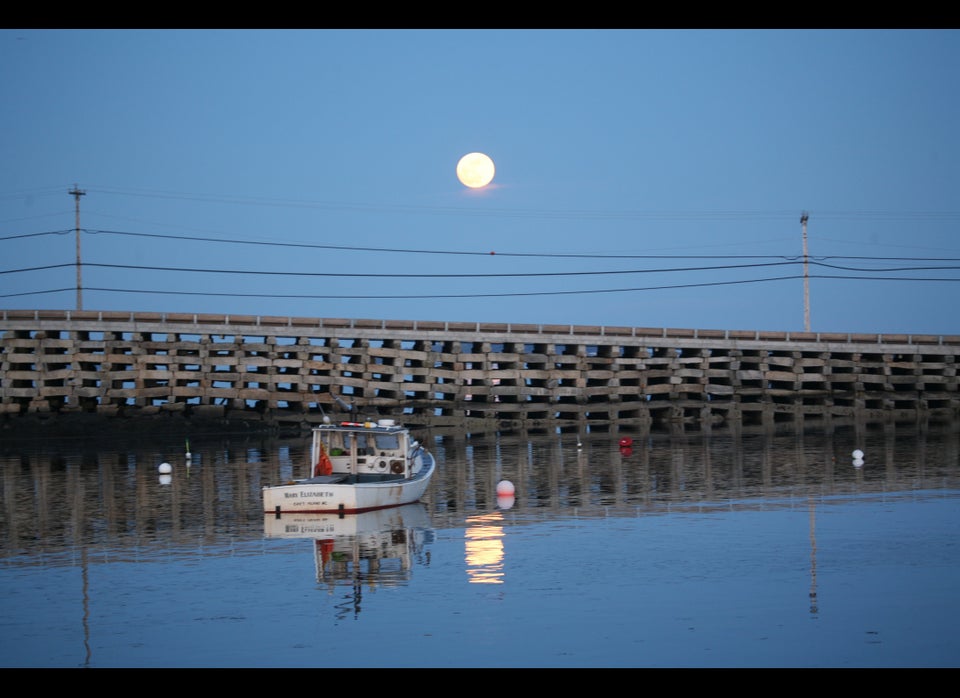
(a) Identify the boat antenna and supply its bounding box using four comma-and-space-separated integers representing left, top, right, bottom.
333, 394, 354, 414
333, 392, 376, 422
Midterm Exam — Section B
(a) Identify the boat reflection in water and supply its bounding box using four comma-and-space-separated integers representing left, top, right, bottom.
263, 503, 434, 618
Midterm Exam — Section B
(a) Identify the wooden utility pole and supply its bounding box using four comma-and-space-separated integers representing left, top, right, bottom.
69, 184, 86, 310
801, 211, 810, 332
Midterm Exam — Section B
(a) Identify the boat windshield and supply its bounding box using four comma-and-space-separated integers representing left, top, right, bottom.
323, 431, 351, 455
321, 430, 400, 456
374, 433, 401, 451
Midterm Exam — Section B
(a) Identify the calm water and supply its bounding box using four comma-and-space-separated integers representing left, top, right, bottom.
1, 419, 959, 668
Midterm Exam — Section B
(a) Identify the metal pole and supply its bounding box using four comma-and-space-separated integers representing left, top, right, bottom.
801, 212, 810, 332
69, 184, 86, 310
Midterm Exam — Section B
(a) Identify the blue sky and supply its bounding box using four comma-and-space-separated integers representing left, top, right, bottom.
2, 29, 958, 335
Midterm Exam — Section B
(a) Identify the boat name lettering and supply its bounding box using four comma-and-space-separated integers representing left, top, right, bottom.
301, 525, 335, 533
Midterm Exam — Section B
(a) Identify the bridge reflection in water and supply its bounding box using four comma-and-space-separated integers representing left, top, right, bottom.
1, 418, 957, 561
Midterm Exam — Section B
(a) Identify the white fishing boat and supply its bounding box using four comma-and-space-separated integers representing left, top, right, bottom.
262, 417, 435, 516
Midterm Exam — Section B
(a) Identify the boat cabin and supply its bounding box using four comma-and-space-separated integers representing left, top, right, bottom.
311, 419, 422, 482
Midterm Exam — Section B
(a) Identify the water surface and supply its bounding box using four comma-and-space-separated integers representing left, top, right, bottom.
1, 420, 958, 668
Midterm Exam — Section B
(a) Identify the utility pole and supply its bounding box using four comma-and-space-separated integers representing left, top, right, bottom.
69, 184, 86, 310
801, 211, 810, 332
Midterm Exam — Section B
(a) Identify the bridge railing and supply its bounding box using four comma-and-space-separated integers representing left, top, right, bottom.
1, 309, 958, 346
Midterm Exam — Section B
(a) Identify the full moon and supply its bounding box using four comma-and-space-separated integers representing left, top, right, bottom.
456, 152, 495, 188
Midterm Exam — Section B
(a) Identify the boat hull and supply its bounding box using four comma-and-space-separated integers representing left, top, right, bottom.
263, 451, 435, 515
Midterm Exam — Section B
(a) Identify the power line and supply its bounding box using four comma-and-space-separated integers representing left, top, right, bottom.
3, 259, 959, 278
36, 184, 960, 222
84, 228, 799, 258
2, 222, 958, 310
0, 230, 73, 241
71, 260, 805, 277
3, 274, 959, 302
4, 228, 960, 262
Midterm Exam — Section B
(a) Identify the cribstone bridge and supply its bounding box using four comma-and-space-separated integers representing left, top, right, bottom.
1, 309, 958, 433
